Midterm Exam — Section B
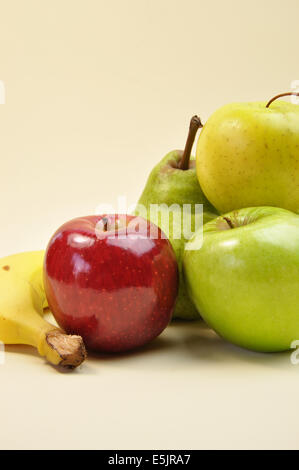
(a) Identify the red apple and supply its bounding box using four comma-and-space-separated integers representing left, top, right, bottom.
44, 214, 179, 353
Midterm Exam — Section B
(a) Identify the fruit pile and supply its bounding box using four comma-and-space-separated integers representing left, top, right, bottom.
1, 91, 299, 370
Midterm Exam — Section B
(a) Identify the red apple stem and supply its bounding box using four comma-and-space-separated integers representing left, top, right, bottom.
178, 115, 203, 170
266, 92, 299, 108
102, 217, 109, 231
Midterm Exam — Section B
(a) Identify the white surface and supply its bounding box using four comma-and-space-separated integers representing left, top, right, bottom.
1, 318, 298, 450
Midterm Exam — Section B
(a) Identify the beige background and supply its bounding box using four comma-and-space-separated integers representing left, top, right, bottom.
0, 0, 299, 450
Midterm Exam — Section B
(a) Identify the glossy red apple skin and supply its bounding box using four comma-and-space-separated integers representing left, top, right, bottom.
44, 214, 179, 353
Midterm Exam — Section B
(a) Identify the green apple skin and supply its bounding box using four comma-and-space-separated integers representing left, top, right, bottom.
135, 149, 218, 320
183, 207, 299, 352
196, 101, 299, 214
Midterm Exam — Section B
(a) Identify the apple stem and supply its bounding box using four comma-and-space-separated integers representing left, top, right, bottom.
102, 217, 108, 231
266, 92, 299, 108
223, 217, 234, 229
178, 115, 203, 170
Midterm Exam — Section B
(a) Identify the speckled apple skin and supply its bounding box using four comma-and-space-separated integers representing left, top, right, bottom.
197, 100, 299, 214
44, 215, 179, 353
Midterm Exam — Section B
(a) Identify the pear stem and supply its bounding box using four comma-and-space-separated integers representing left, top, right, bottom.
178, 115, 203, 170
266, 92, 299, 108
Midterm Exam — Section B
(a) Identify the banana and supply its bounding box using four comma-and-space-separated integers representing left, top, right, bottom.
0, 251, 86, 368
0, 250, 47, 308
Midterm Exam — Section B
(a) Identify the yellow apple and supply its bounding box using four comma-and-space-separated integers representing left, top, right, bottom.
196, 95, 299, 213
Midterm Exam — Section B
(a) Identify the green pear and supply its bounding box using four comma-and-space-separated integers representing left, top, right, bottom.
183, 206, 299, 352
134, 116, 218, 320
196, 92, 299, 214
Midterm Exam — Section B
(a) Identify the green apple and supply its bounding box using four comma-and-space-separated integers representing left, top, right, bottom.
196, 94, 299, 214
183, 206, 299, 352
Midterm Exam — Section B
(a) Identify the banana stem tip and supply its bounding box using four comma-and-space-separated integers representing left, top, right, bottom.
46, 330, 87, 369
